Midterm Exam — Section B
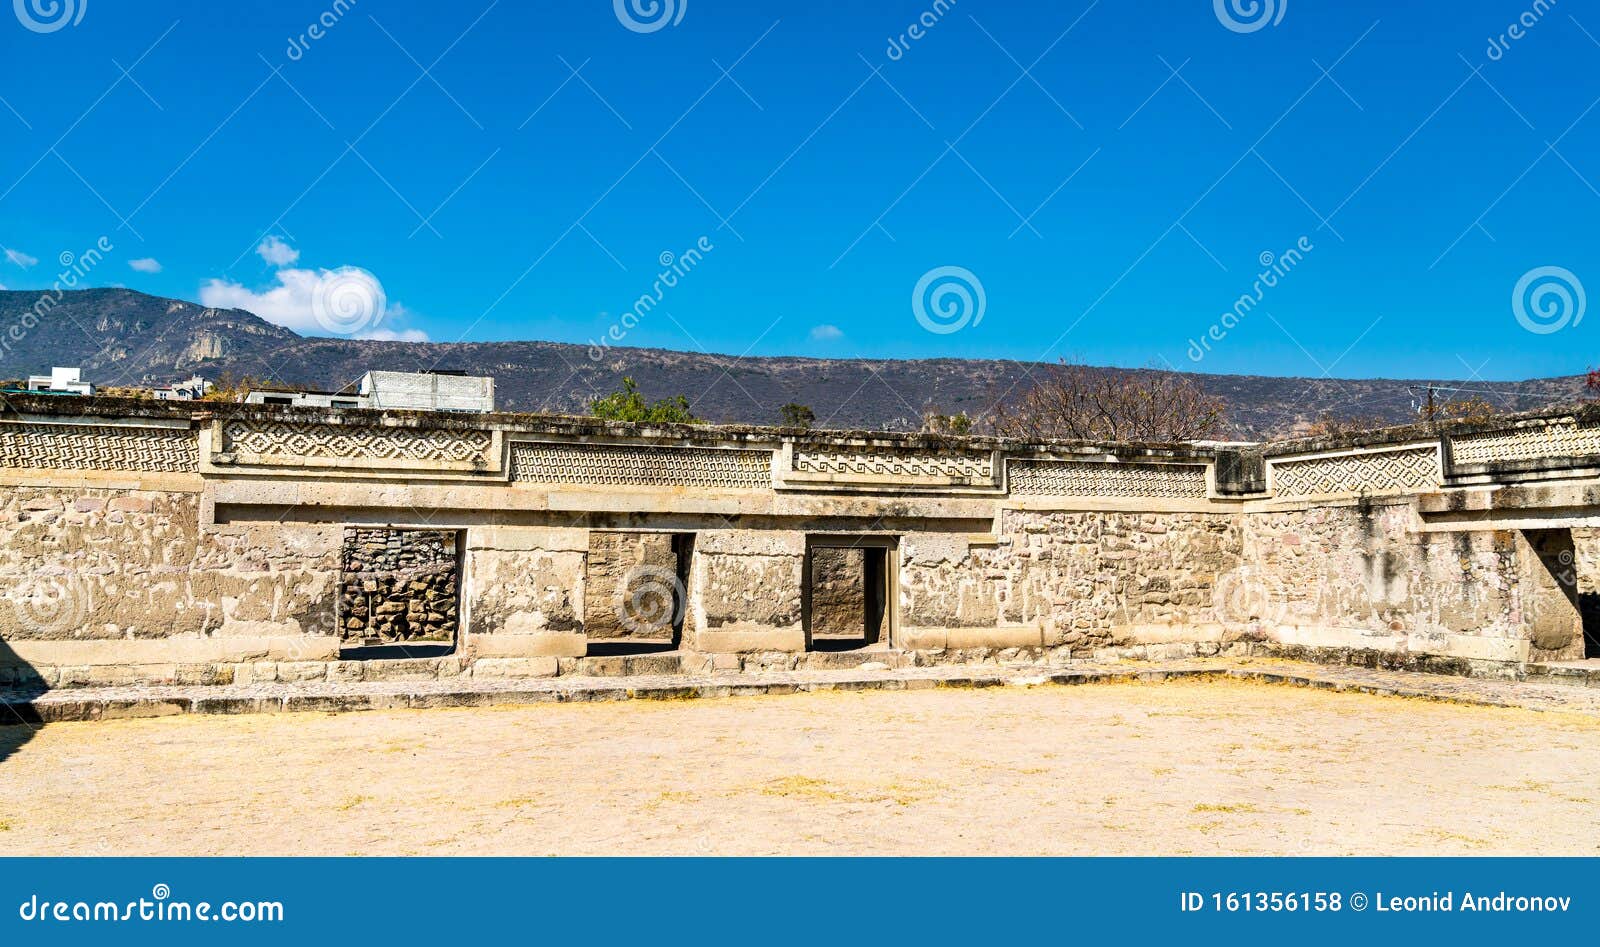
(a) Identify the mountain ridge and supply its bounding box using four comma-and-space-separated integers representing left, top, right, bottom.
0, 288, 1584, 437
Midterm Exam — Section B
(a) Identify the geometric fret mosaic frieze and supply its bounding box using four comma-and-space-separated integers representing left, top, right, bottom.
792, 446, 994, 481
1450, 421, 1600, 465
1006, 460, 1208, 498
0, 423, 198, 472
1270, 447, 1439, 498
221, 420, 491, 463
510, 442, 773, 489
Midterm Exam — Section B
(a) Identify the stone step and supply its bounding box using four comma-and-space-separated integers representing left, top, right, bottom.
1525, 661, 1600, 689
6, 658, 1600, 724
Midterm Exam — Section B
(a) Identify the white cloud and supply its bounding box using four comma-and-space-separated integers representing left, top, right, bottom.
809, 323, 843, 341
5, 249, 38, 268
0, 282, 8, 290
199, 266, 426, 341
256, 235, 300, 267
357, 327, 430, 342
128, 257, 162, 273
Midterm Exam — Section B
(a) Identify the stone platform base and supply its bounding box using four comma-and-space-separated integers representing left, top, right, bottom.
5, 638, 1590, 694
6, 658, 1600, 725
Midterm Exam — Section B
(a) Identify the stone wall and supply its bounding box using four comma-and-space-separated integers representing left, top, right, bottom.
688, 531, 803, 653
0, 484, 340, 675
1235, 502, 1525, 662
1518, 528, 1586, 663
338, 528, 458, 644
5, 396, 1600, 680
900, 511, 1240, 651
463, 527, 587, 658
1573, 527, 1600, 659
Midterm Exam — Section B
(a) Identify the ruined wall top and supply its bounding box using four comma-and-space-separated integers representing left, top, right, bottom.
0, 393, 1596, 510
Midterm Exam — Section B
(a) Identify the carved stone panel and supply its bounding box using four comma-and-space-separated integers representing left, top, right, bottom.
1007, 460, 1207, 498
511, 442, 772, 489
1270, 447, 1439, 498
1451, 421, 1600, 466
0, 422, 197, 473
222, 420, 490, 464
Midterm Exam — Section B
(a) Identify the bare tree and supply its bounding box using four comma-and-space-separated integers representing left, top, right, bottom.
1305, 410, 1389, 437
1417, 394, 1500, 425
988, 360, 1226, 442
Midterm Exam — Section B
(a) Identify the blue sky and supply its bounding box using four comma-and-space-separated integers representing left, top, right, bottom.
2, 0, 1598, 380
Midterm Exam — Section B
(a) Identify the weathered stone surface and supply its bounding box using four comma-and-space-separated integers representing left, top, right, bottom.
584, 531, 680, 641
471, 657, 558, 678
1236, 504, 1524, 658
0, 487, 339, 641
809, 546, 864, 637
14, 657, 1600, 725
338, 528, 458, 644
4, 396, 1600, 682
900, 513, 1241, 649
689, 530, 803, 648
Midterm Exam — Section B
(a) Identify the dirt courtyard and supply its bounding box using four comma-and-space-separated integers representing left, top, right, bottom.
2, 679, 1598, 856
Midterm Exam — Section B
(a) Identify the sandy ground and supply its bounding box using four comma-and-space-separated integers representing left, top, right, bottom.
1, 679, 1598, 856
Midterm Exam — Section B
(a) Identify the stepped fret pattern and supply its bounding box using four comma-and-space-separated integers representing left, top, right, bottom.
1271, 448, 1439, 498
0, 423, 197, 472
793, 447, 993, 481
511, 443, 772, 488
1007, 460, 1207, 498
223, 421, 489, 463
1450, 421, 1600, 465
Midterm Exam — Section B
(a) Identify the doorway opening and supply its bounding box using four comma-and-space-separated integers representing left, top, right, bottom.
584, 531, 693, 654
804, 537, 895, 652
1521, 527, 1599, 661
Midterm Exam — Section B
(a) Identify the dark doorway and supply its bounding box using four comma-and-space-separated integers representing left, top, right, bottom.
584, 531, 693, 652
1521, 528, 1594, 663
804, 538, 894, 651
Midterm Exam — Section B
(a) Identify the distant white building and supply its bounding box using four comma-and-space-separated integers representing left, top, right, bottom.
27, 367, 93, 396
358, 370, 494, 413
152, 374, 213, 401
239, 370, 495, 413
243, 388, 365, 409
